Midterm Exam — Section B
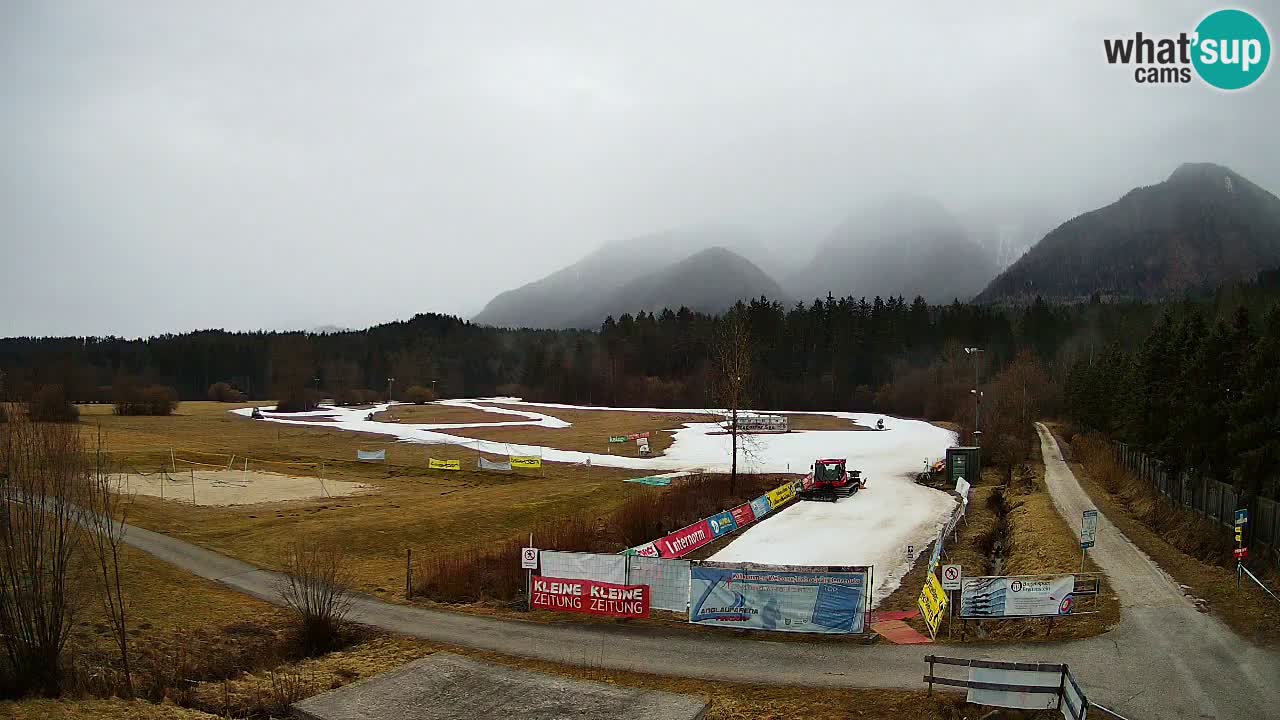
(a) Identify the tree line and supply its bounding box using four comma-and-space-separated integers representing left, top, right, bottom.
3, 275, 1278, 494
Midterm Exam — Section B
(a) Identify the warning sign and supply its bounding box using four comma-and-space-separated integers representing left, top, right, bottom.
941, 564, 962, 591
520, 547, 539, 569
916, 572, 948, 637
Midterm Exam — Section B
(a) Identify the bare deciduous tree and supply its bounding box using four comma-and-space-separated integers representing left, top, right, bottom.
278, 542, 353, 655
84, 428, 133, 695
0, 415, 88, 697
713, 309, 754, 495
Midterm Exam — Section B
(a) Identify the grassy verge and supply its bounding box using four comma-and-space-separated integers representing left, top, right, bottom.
17, 542, 1055, 720
1053, 425, 1280, 646
879, 456, 1119, 644
79, 402, 649, 598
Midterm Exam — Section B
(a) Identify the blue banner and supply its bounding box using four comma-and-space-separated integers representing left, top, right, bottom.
707, 510, 737, 537
749, 495, 772, 520
689, 564, 868, 634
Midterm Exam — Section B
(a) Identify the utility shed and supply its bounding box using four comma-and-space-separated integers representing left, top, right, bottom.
291, 653, 708, 720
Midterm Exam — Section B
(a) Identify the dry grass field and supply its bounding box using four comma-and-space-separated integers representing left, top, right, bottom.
78, 402, 650, 598
371, 403, 510, 425
369, 401, 870, 459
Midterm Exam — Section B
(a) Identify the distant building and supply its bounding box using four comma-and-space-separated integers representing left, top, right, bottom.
721, 412, 789, 434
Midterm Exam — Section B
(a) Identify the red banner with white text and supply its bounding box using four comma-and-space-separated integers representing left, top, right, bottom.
531, 577, 650, 618
655, 519, 714, 558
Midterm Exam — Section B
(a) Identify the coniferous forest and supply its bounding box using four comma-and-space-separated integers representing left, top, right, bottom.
3, 271, 1279, 498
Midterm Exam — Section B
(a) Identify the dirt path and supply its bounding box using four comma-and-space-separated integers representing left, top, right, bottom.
1035, 423, 1279, 718
115, 428, 1280, 719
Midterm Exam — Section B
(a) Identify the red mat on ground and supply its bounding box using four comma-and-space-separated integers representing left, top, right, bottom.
872, 619, 932, 645
870, 609, 919, 622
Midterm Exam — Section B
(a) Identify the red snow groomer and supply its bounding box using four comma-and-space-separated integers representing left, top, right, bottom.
799, 458, 866, 502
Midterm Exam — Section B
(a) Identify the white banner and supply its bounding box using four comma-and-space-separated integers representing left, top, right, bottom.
356, 449, 386, 461
478, 457, 512, 471
539, 551, 627, 586
960, 575, 1076, 618
967, 667, 1061, 710
626, 555, 690, 613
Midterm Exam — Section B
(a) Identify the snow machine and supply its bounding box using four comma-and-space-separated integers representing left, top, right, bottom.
799, 458, 866, 502
876, 418, 885, 430
250, 407, 263, 419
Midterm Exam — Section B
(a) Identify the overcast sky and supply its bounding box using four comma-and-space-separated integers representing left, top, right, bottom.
3, 2, 1277, 337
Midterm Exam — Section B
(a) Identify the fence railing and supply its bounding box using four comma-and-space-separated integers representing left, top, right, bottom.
1113, 442, 1279, 566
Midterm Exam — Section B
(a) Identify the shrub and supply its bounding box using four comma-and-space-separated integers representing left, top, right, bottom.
414, 473, 783, 603
26, 384, 78, 423
274, 387, 321, 413
333, 388, 378, 406
113, 384, 179, 416
403, 385, 435, 404
0, 403, 7, 423
0, 414, 88, 697
278, 542, 353, 655
207, 382, 245, 403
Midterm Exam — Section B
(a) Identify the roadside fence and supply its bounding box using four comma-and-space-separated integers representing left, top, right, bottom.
1114, 442, 1279, 567
924, 655, 1088, 720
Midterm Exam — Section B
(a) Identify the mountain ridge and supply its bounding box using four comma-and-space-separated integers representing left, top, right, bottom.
976, 163, 1280, 303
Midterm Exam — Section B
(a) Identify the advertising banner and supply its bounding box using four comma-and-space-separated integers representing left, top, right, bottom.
625, 541, 659, 558
689, 563, 868, 634
628, 432, 651, 440
531, 577, 649, 618
729, 503, 756, 528
916, 572, 948, 637
427, 458, 460, 470
356, 449, 385, 461
538, 550, 627, 585
707, 510, 738, 538
655, 519, 713, 558
960, 575, 1076, 619
608, 435, 627, 443
766, 482, 796, 509
750, 495, 772, 520
510, 455, 542, 469
623, 476, 672, 486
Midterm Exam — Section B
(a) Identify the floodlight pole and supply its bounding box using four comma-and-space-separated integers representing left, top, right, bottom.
964, 347, 984, 446
387, 376, 395, 403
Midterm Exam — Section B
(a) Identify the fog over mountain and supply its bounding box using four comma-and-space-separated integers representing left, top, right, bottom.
3, 3, 1278, 337
978, 164, 1280, 304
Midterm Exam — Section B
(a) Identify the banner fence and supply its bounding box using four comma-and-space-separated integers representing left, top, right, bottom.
539, 550, 628, 586
626, 555, 691, 612
689, 562, 871, 634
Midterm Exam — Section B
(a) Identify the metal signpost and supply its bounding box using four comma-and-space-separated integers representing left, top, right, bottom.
942, 564, 962, 638
522, 541, 538, 609
1080, 509, 1099, 572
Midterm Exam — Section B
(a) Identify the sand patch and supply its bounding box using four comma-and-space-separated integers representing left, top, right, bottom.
113, 469, 371, 506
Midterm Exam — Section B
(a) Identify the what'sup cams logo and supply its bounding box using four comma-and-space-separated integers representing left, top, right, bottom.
1104, 9, 1270, 89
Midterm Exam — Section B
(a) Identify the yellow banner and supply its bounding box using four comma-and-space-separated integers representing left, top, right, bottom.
766, 482, 796, 509
916, 572, 948, 637
510, 456, 542, 469
428, 458, 461, 471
